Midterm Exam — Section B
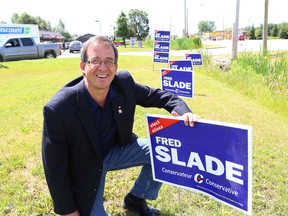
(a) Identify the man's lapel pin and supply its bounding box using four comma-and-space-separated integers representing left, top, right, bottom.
118, 106, 123, 114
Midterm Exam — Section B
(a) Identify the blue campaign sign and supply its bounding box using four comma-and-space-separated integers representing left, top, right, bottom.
169, 59, 194, 71
154, 52, 169, 63
161, 69, 193, 98
146, 114, 252, 215
154, 30, 171, 42
185, 53, 203, 66
154, 41, 170, 52
130, 37, 136, 47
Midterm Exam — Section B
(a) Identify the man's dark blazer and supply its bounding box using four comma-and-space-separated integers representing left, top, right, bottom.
42, 70, 192, 215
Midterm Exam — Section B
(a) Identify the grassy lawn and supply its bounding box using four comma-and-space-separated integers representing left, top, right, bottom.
0, 55, 287, 215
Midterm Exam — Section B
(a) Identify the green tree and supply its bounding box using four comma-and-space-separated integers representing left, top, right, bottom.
61, 32, 73, 42
248, 25, 256, 40
128, 9, 149, 40
115, 11, 130, 39
271, 24, 279, 38
53, 19, 73, 41
14, 12, 37, 24
279, 23, 288, 39
197, 20, 216, 34
34, 16, 52, 31
11, 13, 19, 23
10, 13, 51, 31
53, 19, 66, 34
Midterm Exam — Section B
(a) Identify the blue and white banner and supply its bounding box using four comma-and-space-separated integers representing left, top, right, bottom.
146, 114, 252, 215
161, 69, 193, 98
154, 52, 170, 63
154, 30, 171, 42
169, 59, 193, 71
154, 41, 170, 52
185, 53, 203, 66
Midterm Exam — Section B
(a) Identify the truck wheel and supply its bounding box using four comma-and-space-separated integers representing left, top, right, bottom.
45, 52, 56, 58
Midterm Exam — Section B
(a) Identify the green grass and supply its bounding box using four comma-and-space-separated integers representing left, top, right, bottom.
0, 55, 288, 215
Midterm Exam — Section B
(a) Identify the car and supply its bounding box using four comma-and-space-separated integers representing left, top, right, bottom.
238, 35, 245, 41
69, 41, 82, 53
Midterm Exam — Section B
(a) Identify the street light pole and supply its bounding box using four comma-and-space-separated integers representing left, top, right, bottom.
110, 25, 115, 39
95, 20, 102, 35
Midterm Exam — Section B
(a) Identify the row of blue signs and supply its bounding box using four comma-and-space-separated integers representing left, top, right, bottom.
154, 30, 171, 64
154, 30, 203, 99
153, 30, 203, 66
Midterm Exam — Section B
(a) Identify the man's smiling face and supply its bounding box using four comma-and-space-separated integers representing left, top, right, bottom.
81, 41, 118, 93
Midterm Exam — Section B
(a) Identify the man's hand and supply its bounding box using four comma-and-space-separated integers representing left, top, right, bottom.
65, 210, 80, 216
171, 111, 198, 127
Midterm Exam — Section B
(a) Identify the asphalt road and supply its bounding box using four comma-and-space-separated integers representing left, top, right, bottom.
59, 39, 288, 59
204, 39, 288, 55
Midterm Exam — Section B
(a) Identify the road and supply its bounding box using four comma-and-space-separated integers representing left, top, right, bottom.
203, 39, 288, 55
59, 39, 288, 59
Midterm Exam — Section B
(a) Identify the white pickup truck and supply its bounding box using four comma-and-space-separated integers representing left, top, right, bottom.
0, 37, 61, 62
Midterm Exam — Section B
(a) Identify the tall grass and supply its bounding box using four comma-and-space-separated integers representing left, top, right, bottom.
232, 51, 288, 93
209, 51, 288, 119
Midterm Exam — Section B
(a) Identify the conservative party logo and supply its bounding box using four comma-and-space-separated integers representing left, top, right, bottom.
194, 174, 204, 183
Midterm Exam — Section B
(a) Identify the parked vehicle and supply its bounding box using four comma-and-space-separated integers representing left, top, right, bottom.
0, 37, 61, 62
238, 35, 245, 41
69, 41, 82, 53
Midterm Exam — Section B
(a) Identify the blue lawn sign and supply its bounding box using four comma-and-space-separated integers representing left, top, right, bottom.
154, 52, 169, 63
154, 30, 171, 42
154, 41, 170, 52
185, 53, 203, 66
146, 114, 252, 215
161, 69, 193, 98
153, 30, 171, 65
130, 37, 136, 47
169, 59, 194, 71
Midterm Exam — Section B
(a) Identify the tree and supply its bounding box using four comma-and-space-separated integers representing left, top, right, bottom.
53, 19, 73, 42
14, 12, 37, 24
197, 20, 216, 34
53, 19, 66, 34
115, 11, 130, 39
255, 25, 263, 40
271, 24, 279, 38
248, 25, 256, 40
10, 13, 51, 31
11, 13, 19, 23
279, 23, 288, 39
128, 9, 149, 40
35, 16, 52, 31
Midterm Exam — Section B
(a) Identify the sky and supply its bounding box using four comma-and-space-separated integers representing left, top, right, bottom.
0, 0, 287, 37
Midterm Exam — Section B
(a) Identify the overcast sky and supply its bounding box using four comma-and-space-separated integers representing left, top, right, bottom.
0, 0, 286, 36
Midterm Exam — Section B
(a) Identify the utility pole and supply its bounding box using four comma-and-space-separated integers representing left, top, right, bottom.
263, 0, 269, 55
187, 8, 189, 36
231, 0, 240, 60
184, 0, 187, 37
